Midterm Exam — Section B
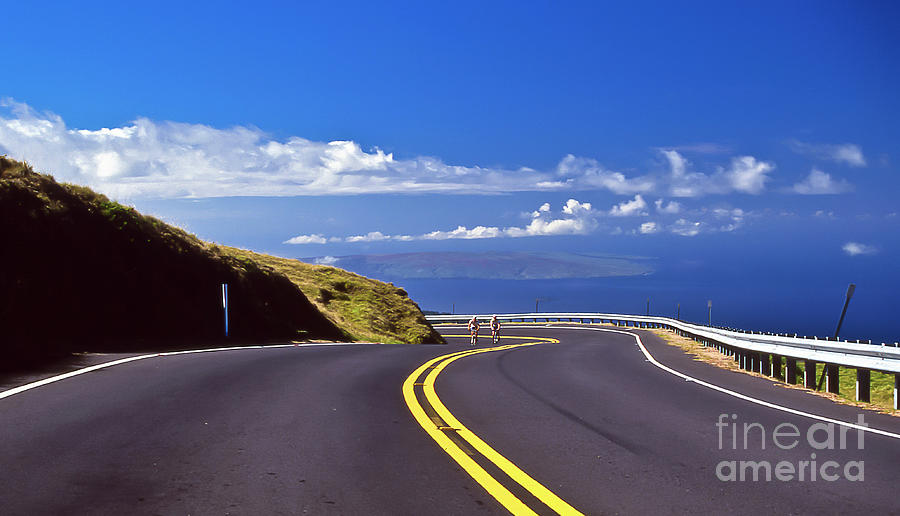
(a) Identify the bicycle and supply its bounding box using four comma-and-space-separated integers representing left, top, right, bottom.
489, 316, 501, 345
467, 317, 480, 346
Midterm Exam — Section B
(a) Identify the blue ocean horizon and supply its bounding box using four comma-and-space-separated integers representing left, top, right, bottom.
401, 275, 898, 346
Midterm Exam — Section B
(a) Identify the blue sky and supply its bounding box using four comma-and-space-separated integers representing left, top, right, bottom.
1, 1, 898, 332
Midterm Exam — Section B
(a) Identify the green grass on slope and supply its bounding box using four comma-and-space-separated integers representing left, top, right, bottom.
221, 248, 445, 345
786, 361, 896, 411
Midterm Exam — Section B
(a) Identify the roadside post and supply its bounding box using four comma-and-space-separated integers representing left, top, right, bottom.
707, 300, 712, 327
834, 283, 855, 338
222, 283, 229, 338
818, 283, 856, 394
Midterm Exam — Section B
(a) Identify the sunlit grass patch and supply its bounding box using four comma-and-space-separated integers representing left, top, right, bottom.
649, 328, 899, 416
220, 248, 444, 345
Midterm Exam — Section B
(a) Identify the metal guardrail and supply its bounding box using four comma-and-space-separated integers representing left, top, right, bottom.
427, 312, 900, 408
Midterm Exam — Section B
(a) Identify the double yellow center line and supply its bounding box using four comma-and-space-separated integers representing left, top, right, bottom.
402, 336, 584, 515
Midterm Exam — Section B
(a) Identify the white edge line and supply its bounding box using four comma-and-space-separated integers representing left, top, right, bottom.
0, 342, 373, 401
441, 324, 900, 440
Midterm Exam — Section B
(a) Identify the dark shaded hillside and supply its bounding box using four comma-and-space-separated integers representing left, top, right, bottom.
0, 157, 346, 368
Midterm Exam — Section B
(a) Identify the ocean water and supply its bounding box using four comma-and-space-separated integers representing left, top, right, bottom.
399, 274, 899, 345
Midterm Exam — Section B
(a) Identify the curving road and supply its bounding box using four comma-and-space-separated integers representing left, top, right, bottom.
2, 325, 900, 515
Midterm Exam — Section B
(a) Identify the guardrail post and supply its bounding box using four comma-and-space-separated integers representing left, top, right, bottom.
895, 374, 900, 410
804, 361, 817, 389
856, 369, 870, 402
771, 355, 783, 379
826, 365, 840, 394
759, 354, 770, 375
786, 358, 797, 384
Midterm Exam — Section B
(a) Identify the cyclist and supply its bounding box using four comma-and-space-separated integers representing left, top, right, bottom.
490, 315, 501, 345
467, 316, 480, 346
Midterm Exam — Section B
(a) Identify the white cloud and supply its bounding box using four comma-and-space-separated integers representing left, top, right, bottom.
609, 195, 647, 217
671, 219, 702, 237
668, 143, 732, 155
284, 234, 327, 244
532, 202, 551, 217
639, 222, 659, 234
833, 145, 866, 167
286, 199, 600, 243
662, 149, 775, 197
504, 199, 599, 237
712, 208, 745, 232
422, 225, 505, 240
791, 168, 852, 194
842, 242, 877, 256
288, 197, 754, 242
0, 99, 654, 199
726, 156, 773, 194
789, 141, 866, 167
712, 208, 744, 218
654, 198, 681, 214
661, 150, 688, 179
345, 231, 390, 243
15, 100, 870, 206
562, 198, 593, 216
314, 256, 339, 265
555, 155, 655, 194
500, 198, 598, 237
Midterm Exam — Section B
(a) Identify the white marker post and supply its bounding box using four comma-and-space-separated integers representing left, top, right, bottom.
222, 283, 229, 338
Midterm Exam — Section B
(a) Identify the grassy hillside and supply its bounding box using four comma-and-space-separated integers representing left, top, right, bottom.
222, 248, 445, 344
0, 157, 441, 368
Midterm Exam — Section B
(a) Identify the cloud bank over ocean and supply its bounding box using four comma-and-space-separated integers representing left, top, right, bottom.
302, 251, 654, 280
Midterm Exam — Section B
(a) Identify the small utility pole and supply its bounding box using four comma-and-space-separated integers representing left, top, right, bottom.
451, 303, 455, 315
535, 298, 540, 313
221, 283, 229, 338
676, 303, 680, 321
834, 283, 856, 339
819, 283, 856, 392
707, 300, 712, 327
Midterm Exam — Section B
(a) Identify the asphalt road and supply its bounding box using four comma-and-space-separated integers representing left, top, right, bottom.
3, 326, 900, 515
